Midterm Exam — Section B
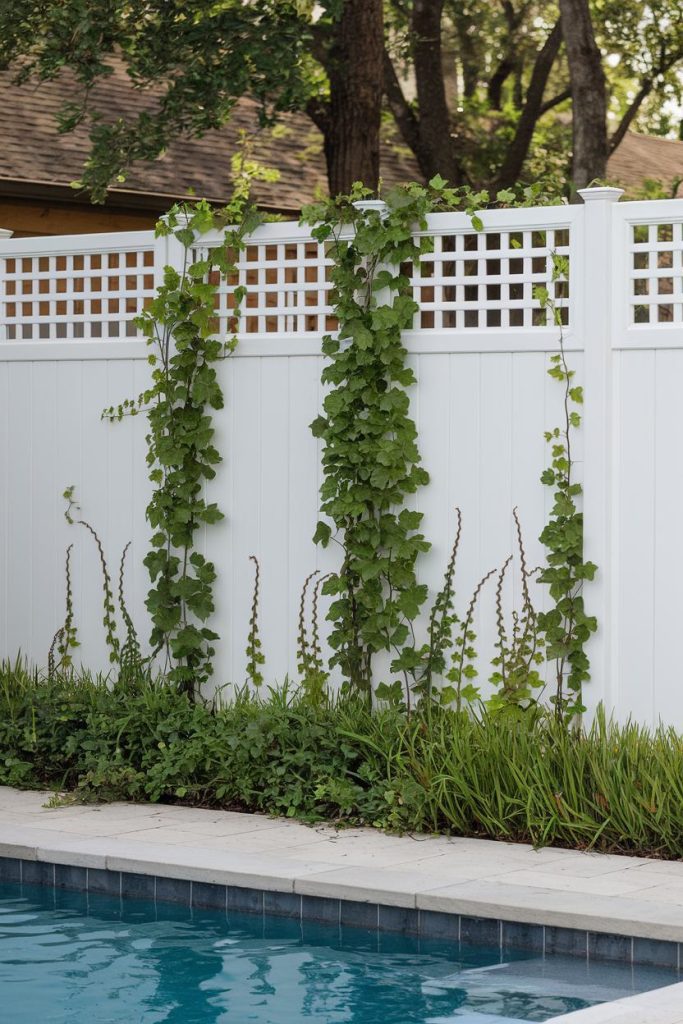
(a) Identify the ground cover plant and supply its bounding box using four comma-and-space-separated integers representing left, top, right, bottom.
2, 659, 682, 860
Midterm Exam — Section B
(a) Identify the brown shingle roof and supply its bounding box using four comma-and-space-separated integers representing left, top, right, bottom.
0, 60, 417, 214
1, 59, 682, 208
606, 130, 683, 198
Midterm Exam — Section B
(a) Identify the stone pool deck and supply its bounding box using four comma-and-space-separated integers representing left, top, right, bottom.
1, 785, 683, 1022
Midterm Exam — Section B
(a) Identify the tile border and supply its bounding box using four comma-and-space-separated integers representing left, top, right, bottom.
1, 855, 680, 973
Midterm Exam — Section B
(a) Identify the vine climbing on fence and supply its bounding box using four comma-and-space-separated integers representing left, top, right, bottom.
535, 255, 597, 721
102, 185, 265, 697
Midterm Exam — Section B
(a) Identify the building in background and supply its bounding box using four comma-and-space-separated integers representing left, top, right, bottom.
1, 61, 681, 237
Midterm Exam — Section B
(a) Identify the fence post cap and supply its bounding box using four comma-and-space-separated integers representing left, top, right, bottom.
352, 199, 388, 217
0, 228, 13, 238
577, 186, 624, 204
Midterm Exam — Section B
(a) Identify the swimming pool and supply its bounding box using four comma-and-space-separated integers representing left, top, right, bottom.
0, 882, 678, 1023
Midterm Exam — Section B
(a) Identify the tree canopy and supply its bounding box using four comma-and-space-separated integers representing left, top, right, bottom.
1, 0, 681, 199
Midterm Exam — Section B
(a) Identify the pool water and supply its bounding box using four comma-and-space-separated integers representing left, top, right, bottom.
0, 883, 677, 1023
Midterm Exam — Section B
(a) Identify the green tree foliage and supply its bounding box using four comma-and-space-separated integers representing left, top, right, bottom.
1, 1, 681, 199
384, 0, 683, 192
0, 0, 310, 201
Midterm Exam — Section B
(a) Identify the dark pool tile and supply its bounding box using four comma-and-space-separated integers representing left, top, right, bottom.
545, 926, 588, 958
87, 893, 124, 921
55, 863, 87, 891
156, 899, 192, 922
155, 876, 191, 905
502, 920, 544, 953
419, 909, 460, 941
228, 886, 263, 915
633, 937, 679, 969
0, 857, 21, 882
378, 904, 418, 935
302, 895, 340, 924
192, 882, 227, 911
121, 872, 156, 901
264, 890, 301, 919
54, 887, 88, 914
340, 900, 378, 930
87, 868, 121, 897
264, 915, 303, 941
379, 930, 419, 956
589, 931, 632, 963
302, 917, 341, 947
460, 915, 501, 948
21, 860, 55, 886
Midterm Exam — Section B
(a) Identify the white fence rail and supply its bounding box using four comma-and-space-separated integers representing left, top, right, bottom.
1, 188, 682, 726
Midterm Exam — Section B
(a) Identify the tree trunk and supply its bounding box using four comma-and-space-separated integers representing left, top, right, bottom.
412, 0, 465, 184
322, 0, 384, 195
558, 0, 608, 188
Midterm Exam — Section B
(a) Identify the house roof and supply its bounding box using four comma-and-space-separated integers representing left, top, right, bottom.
0, 60, 417, 215
606, 130, 683, 197
1, 59, 682, 211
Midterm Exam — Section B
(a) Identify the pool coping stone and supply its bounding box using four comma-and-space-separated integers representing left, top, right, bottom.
3, 789, 683, 1022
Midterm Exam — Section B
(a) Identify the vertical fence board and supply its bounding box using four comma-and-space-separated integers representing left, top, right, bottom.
614, 349, 656, 723
0, 362, 8, 655
653, 349, 683, 725
30, 361, 58, 662
6, 363, 33, 657
287, 355, 325, 680
229, 357, 262, 686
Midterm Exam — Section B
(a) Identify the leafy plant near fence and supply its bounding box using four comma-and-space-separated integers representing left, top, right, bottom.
535, 255, 597, 720
2, 662, 682, 859
100, 194, 263, 697
301, 179, 594, 715
45, 175, 595, 716
302, 185, 434, 702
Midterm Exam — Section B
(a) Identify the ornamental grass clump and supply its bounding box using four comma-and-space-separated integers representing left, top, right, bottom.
1, 660, 683, 859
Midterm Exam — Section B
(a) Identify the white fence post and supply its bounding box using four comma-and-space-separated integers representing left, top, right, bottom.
0, 229, 13, 342
578, 186, 624, 721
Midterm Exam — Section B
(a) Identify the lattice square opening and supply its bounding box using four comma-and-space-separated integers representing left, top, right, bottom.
0, 248, 155, 341
629, 220, 683, 326
410, 225, 571, 330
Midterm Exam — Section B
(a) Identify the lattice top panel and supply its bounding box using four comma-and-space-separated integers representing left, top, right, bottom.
410, 227, 571, 330
0, 248, 155, 341
197, 239, 337, 336
630, 221, 683, 326
199, 224, 571, 336
0, 219, 574, 344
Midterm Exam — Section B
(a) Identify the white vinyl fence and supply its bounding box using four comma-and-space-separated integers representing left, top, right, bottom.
1, 187, 682, 726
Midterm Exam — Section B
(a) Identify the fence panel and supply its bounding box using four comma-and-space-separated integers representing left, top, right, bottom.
2, 194, 682, 725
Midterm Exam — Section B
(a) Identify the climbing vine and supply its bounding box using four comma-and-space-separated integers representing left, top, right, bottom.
102, 178, 266, 696
51, 168, 595, 720
535, 255, 597, 721
301, 179, 594, 715
302, 184, 438, 700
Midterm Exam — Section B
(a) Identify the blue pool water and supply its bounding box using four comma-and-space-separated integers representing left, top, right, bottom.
0, 883, 677, 1023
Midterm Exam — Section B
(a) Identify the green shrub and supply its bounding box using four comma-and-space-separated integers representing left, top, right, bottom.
1, 659, 682, 857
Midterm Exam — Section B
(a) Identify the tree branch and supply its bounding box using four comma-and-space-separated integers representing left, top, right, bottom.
306, 96, 331, 135
608, 80, 652, 154
539, 86, 571, 115
609, 47, 683, 154
307, 21, 332, 71
488, 56, 517, 109
382, 49, 421, 157
494, 19, 563, 189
